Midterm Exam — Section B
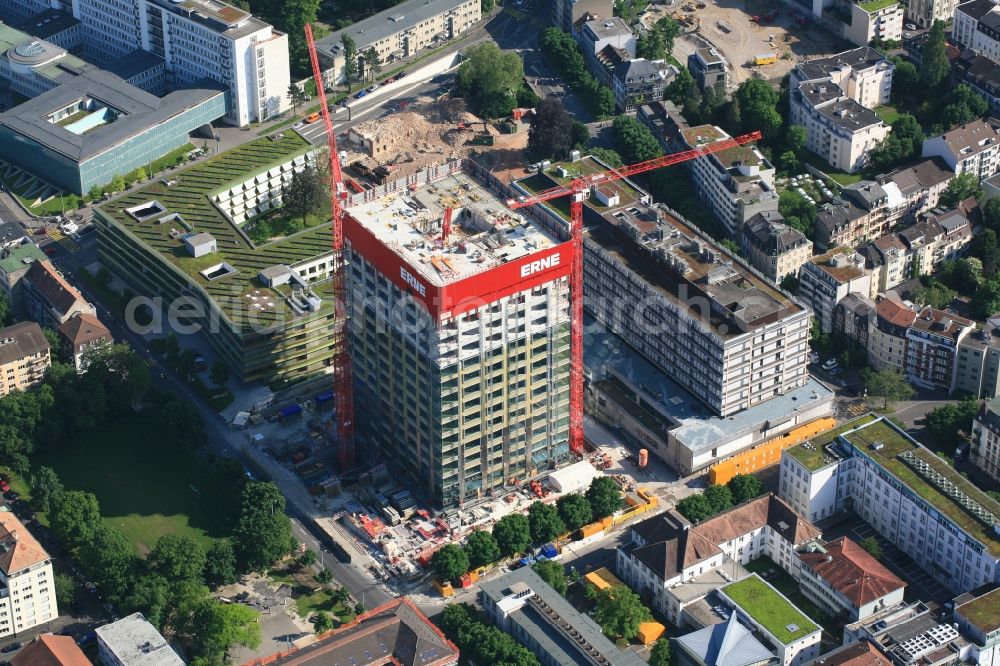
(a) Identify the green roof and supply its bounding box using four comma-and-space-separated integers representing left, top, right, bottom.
96, 132, 331, 331
786, 414, 879, 471
0, 243, 46, 274
957, 588, 1000, 634
842, 419, 1000, 557
722, 575, 819, 644
858, 0, 898, 12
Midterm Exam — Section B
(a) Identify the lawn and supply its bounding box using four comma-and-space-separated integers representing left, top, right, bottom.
875, 105, 901, 125
743, 559, 836, 636
802, 153, 863, 186
33, 413, 232, 553
722, 574, 818, 644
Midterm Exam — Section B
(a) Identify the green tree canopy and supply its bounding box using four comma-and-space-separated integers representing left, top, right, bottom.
204, 542, 238, 588
590, 147, 624, 167
612, 115, 663, 164
676, 494, 714, 522
311, 611, 334, 634
779, 190, 816, 236
30, 465, 63, 512
50, 490, 102, 550
457, 42, 523, 118
703, 484, 733, 514
528, 97, 575, 160
920, 21, 950, 89
556, 493, 594, 530
593, 585, 652, 640
532, 559, 568, 596
432, 544, 470, 583
464, 530, 500, 568
925, 397, 980, 445
862, 368, 916, 409
735, 78, 782, 142
149, 534, 206, 582
233, 481, 294, 572
492, 513, 531, 556
649, 638, 672, 666
283, 165, 327, 224
586, 476, 623, 519
940, 173, 980, 208
528, 501, 566, 544
80, 524, 137, 602
859, 536, 883, 559
727, 474, 764, 504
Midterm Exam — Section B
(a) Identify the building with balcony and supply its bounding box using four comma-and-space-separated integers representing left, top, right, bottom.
612, 58, 676, 112
0, 511, 58, 639
790, 83, 891, 173
956, 320, 1000, 398
955, 52, 1000, 115
792, 47, 894, 110
840, 0, 904, 47
798, 247, 872, 334
908, 0, 958, 27
0, 321, 50, 397
57, 312, 112, 373
552, 0, 613, 31
954, 0, 1000, 54
813, 180, 906, 250
867, 297, 915, 372
740, 210, 813, 285
905, 306, 974, 391
922, 118, 1000, 180
876, 157, 954, 222
970, 393, 1000, 485
832, 292, 875, 347
22, 259, 96, 330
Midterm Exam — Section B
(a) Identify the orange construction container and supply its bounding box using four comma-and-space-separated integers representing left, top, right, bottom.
637, 622, 666, 645
708, 417, 836, 485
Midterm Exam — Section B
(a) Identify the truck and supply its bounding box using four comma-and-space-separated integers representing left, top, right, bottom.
754, 53, 778, 66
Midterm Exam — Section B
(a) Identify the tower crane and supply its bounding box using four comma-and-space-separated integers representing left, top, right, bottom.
305, 24, 355, 468
507, 130, 763, 456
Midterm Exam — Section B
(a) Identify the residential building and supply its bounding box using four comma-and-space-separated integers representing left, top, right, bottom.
577, 17, 635, 62
0, 322, 50, 396
95, 613, 183, 666
905, 306, 974, 391
481, 568, 647, 666
616, 495, 822, 626
797, 537, 906, 622
688, 47, 727, 91
955, 52, 1000, 115
801, 641, 890, 666
956, 319, 1000, 398
867, 297, 915, 372
246, 598, 459, 666
908, 0, 958, 27
954, 0, 1000, 55
740, 210, 813, 285
94, 133, 336, 386
12, 634, 92, 666
779, 416, 1000, 594
316, 0, 481, 84
814, 200, 869, 252
791, 48, 894, 110
612, 58, 676, 112
0, 512, 58, 639
840, 0, 904, 46
675, 614, 775, 666
798, 247, 872, 334
719, 575, 822, 666
552, 0, 613, 31
0, 242, 46, 317
57, 313, 112, 373
953, 587, 1000, 666
922, 118, 1000, 180
876, 157, 954, 221
971, 394, 1000, 481
637, 100, 687, 150
832, 292, 875, 347
346, 160, 572, 508
813, 180, 906, 250
22, 259, 95, 330
790, 82, 891, 173
862, 211, 973, 291
676, 124, 779, 236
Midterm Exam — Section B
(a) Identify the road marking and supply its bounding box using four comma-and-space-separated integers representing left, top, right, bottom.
47, 228, 80, 252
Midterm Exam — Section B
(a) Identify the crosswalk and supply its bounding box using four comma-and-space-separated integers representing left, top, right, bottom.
846, 403, 868, 416
46, 228, 80, 253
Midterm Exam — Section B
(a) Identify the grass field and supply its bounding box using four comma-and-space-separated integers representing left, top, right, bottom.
33, 413, 232, 553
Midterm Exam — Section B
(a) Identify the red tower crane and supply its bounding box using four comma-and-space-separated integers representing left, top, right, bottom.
507, 130, 763, 456
305, 24, 355, 469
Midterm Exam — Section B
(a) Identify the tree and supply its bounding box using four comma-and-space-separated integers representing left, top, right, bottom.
779, 190, 816, 236
149, 534, 206, 582
204, 542, 238, 588
287, 84, 308, 117
315, 568, 333, 584
665, 68, 695, 106
464, 530, 500, 568
940, 173, 980, 208
727, 474, 764, 504
613, 115, 663, 164
867, 113, 924, 174
311, 611, 334, 634
985, 198, 1000, 233
528, 97, 574, 160
532, 559, 567, 596
110, 173, 126, 193
282, 165, 326, 225
233, 481, 295, 572
80, 525, 137, 602
650, 638, 672, 666
363, 47, 382, 84
122, 572, 172, 629
331, 586, 350, 605
572, 121, 591, 152
197, 601, 262, 660
891, 57, 920, 102
493, 513, 531, 556
456, 42, 523, 118
586, 476, 623, 519
913, 280, 956, 309
342, 35, 359, 91
432, 544, 469, 583
676, 494, 714, 522
50, 490, 102, 550
703, 484, 733, 514
210, 360, 230, 386
88, 184, 104, 202
297, 549, 317, 568
30, 465, 63, 512
590, 147, 624, 168
592, 585, 652, 641
133, 168, 147, 185
859, 536, 883, 559
528, 501, 565, 544
354, 602, 365, 614
955, 257, 985, 293
637, 16, 678, 61
920, 21, 950, 90
54, 572, 76, 609
926, 397, 979, 445
940, 84, 989, 129
973, 278, 1000, 319
557, 493, 593, 530
863, 368, 916, 409
735, 78, 782, 142
482, 0, 495, 12
780, 274, 799, 293
0, 292, 11, 327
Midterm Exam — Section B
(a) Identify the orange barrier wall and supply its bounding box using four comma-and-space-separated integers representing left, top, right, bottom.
708, 417, 836, 485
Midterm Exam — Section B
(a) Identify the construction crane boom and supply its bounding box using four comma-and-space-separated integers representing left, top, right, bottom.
305, 23, 355, 468
505, 129, 763, 457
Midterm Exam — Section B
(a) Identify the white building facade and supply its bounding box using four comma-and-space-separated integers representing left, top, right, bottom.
0, 514, 58, 639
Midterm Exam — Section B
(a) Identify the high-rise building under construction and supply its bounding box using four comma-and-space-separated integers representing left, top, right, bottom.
344, 161, 573, 508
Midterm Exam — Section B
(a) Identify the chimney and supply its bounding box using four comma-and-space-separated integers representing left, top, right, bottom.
10, 531, 18, 542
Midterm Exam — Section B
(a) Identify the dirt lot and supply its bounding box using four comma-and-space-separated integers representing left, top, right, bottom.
646, 0, 851, 89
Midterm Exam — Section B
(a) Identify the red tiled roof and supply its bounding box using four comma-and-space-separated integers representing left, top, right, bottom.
13, 634, 91, 666
693, 494, 821, 547
0, 512, 50, 574
799, 537, 905, 607
876, 298, 917, 327
803, 640, 890, 666
26, 260, 87, 317
57, 313, 111, 352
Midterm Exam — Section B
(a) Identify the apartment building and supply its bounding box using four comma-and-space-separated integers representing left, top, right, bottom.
792, 48, 894, 110
868, 297, 916, 371
0, 512, 58, 639
96, 613, 183, 666
832, 292, 875, 347
922, 118, 1000, 180
317, 0, 481, 84
676, 124, 779, 236
0, 322, 50, 397
956, 320, 1000, 398
345, 161, 572, 509
0, 243, 46, 318
791, 83, 891, 173
22, 260, 95, 330
955, 52, 1000, 115
616, 495, 821, 627
12, 634, 91, 666
740, 211, 813, 285
779, 416, 1000, 594
57, 312, 112, 373
908, 0, 958, 26
797, 537, 906, 622
971, 395, 1000, 483
906, 306, 974, 391
813, 180, 905, 250
552, 0, 613, 31
954, 0, 1000, 54
798, 248, 872, 334
841, 0, 904, 46
876, 157, 954, 222
688, 47, 727, 91
611, 58, 676, 112
577, 16, 635, 64
861, 210, 973, 291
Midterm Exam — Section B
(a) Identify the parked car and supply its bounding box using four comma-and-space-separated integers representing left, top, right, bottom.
354, 89, 368, 99
43, 246, 58, 256
822, 358, 839, 371
367, 84, 380, 93
905, 22, 917, 29
396, 70, 406, 78
292, 121, 304, 130
828, 367, 842, 376
0, 480, 9, 492
808, 352, 820, 364
305, 112, 320, 123
3, 491, 17, 500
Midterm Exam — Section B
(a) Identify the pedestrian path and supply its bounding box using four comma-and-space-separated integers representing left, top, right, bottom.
47, 228, 80, 253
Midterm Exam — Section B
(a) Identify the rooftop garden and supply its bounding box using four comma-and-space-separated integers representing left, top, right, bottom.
843, 419, 1000, 557
957, 588, 1000, 633
858, 0, 898, 12
787, 414, 879, 471
723, 575, 819, 644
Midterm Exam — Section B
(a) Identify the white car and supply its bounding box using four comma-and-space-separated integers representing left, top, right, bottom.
822, 358, 839, 371
293, 121, 304, 130
367, 84, 380, 93
809, 352, 820, 364
59, 221, 78, 234
905, 22, 917, 30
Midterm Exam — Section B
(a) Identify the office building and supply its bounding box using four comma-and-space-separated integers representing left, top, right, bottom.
797, 537, 906, 622
905, 306, 974, 392
616, 495, 821, 627
552, 0, 613, 31
740, 210, 812, 285
688, 47, 727, 91
676, 124, 778, 236
12, 634, 92, 666
798, 247, 872, 334
22, 259, 96, 330
345, 160, 571, 508
95, 613, 183, 666
0, 321, 50, 396
971, 394, 1000, 482
316, 0, 481, 84
791, 47, 894, 110
779, 416, 1000, 594
0, 512, 58, 639
481, 568, 647, 666
845, 600, 980, 665
922, 118, 1000, 180
676, 615, 775, 666
58, 313, 112, 373
94, 132, 336, 385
